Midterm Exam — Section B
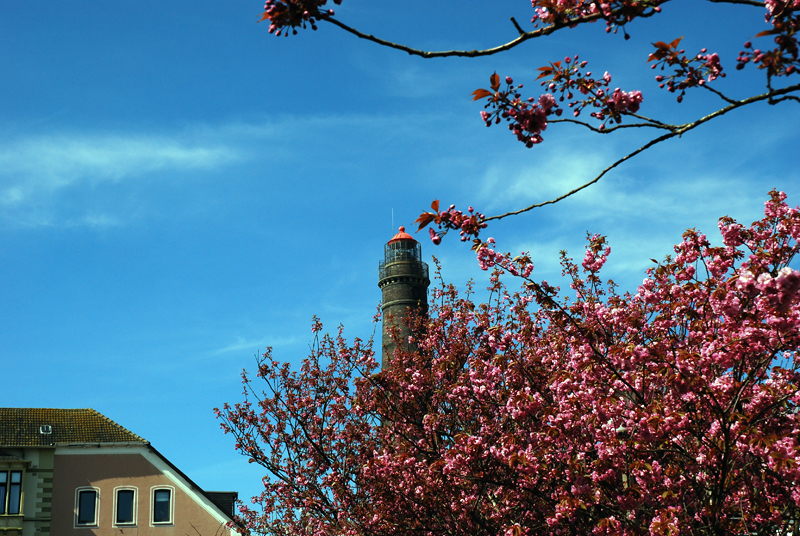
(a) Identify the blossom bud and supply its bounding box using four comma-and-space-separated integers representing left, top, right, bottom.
506, 76, 514, 84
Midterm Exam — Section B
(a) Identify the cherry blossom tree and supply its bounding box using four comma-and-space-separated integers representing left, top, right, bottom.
256, 1, 799, 246
217, 190, 800, 535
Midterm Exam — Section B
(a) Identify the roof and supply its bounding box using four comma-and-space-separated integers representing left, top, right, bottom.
205, 491, 239, 518
0, 408, 148, 447
388, 226, 416, 244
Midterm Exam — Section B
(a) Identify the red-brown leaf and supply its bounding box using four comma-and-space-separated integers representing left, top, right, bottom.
535, 66, 554, 80
415, 213, 435, 231
471, 89, 493, 101
755, 29, 778, 37
670, 36, 684, 49
257, 11, 271, 22
430, 199, 440, 212
490, 72, 500, 91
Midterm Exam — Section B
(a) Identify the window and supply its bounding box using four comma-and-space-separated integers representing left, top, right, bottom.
0, 471, 22, 515
152, 488, 171, 524
115, 488, 136, 525
75, 488, 98, 527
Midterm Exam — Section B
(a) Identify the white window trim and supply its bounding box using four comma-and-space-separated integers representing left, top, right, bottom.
0, 468, 25, 516
112, 486, 138, 527
74, 486, 100, 528
149, 485, 175, 526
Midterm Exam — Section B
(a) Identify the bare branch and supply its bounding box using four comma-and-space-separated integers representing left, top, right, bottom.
320, 13, 607, 58
705, 0, 766, 6
482, 82, 800, 222
549, 118, 675, 133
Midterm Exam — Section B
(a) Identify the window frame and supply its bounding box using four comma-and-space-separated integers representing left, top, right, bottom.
150, 486, 174, 526
0, 470, 7, 515
74, 487, 100, 528
0, 470, 24, 516
113, 486, 137, 527
6, 471, 21, 515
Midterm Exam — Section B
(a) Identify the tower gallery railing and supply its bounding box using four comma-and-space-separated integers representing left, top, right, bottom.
378, 259, 429, 281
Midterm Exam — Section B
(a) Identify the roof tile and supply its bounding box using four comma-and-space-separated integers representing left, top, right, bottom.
0, 408, 148, 447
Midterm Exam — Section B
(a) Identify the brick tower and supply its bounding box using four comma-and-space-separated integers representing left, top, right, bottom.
378, 226, 430, 369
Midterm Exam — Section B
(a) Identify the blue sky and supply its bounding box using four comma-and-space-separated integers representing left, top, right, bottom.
2, 1, 798, 504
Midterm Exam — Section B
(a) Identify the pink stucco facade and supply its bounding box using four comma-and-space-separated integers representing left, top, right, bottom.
50, 449, 232, 536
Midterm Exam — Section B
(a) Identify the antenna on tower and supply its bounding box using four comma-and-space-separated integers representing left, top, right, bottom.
392, 208, 394, 233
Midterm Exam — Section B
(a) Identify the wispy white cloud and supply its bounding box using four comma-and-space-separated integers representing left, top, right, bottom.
0, 133, 240, 206
211, 335, 301, 356
476, 147, 608, 211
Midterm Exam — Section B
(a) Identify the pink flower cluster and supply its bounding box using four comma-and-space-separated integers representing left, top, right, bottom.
735, 0, 800, 76
475, 60, 647, 142
476, 75, 562, 147
505, 93, 560, 147
581, 234, 611, 272
528, 0, 662, 36
605, 88, 643, 113
416, 202, 488, 245
737, 267, 800, 312
260, 0, 341, 36
650, 40, 727, 102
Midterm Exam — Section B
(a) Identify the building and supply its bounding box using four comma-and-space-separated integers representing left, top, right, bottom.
378, 226, 430, 367
0, 408, 237, 536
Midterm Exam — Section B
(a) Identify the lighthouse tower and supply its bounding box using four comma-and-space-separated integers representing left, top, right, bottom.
378, 226, 430, 369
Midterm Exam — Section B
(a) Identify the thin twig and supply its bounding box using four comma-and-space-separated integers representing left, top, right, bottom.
510, 17, 525, 36
700, 84, 739, 105
549, 118, 674, 133
770, 94, 800, 104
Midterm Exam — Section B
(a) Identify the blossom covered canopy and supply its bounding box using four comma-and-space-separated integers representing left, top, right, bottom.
219, 190, 800, 536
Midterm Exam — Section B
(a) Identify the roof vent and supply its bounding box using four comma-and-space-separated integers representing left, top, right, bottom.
39, 425, 52, 435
